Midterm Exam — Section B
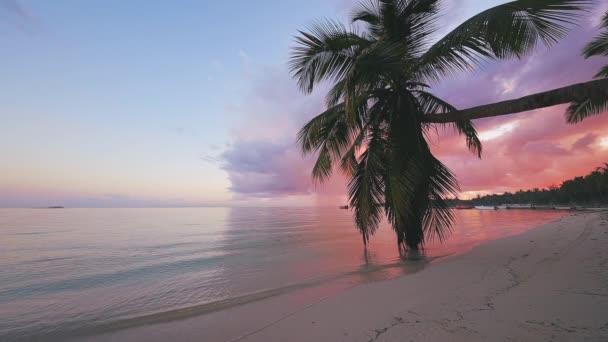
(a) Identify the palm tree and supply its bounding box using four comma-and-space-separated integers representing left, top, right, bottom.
290, 0, 596, 251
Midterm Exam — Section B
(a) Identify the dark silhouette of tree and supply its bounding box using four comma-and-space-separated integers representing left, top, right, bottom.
292, 0, 600, 251
459, 164, 608, 206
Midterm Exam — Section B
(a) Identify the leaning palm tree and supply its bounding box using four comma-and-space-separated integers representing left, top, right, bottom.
291, 0, 595, 251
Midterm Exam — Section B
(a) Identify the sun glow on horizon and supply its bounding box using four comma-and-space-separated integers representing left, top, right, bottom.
599, 136, 608, 150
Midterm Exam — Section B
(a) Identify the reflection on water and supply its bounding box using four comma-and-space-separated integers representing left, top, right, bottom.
0, 207, 565, 340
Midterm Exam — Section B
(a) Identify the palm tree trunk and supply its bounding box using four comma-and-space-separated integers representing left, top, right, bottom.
424, 79, 608, 123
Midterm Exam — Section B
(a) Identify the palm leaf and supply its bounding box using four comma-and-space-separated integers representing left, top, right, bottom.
385, 146, 459, 248
347, 124, 387, 245
566, 95, 608, 123
421, 156, 459, 243
353, 0, 441, 56
416, 0, 591, 82
582, 10, 608, 78
340, 126, 366, 175
289, 20, 371, 93
600, 11, 608, 28
351, 0, 381, 31
569, 9, 608, 121
582, 31, 608, 59
453, 120, 483, 158
415, 91, 482, 157
339, 41, 411, 124
297, 104, 345, 154
594, 64, 608, 79
297, 104, 356, 182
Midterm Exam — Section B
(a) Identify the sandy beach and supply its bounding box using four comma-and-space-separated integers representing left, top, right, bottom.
84, 211, 608, 342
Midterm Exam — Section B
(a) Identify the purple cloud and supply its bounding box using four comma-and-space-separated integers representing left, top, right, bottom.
220, 1, 608, 201
220, 139, 313, 197
572, 133, 598, 151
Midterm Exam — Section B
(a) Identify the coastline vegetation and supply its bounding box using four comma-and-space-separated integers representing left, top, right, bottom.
459, 164, 608, 207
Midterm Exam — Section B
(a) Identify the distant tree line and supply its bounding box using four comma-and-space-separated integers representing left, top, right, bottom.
458, 164, 608, 206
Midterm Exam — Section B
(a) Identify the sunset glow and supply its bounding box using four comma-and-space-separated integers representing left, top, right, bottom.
1, 0, 607, 207
479, 122, 519, 141
599, 136, 608, 150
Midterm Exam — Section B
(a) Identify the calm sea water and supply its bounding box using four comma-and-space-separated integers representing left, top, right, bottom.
0, 207, 565, 341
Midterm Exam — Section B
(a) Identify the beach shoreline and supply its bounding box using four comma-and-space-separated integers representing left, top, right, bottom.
81, 211, 608, 342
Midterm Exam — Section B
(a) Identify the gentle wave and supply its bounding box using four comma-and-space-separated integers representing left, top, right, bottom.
0, 207, 565, 341
16, 257, 434, 341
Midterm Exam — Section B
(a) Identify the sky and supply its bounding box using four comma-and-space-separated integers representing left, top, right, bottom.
1, 0, 607, 208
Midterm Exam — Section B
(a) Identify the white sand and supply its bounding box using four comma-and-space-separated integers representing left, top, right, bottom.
85, 212, 608, 342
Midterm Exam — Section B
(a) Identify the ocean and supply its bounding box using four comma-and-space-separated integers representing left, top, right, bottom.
0, 207, 565, 341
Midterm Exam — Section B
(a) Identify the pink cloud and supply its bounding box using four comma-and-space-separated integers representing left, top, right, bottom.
433, 109, 608, 196
424, 15, 608, 197
221, 3, 608, 202
572, 133, 598, 151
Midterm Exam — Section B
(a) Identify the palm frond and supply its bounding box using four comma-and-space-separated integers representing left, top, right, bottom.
340, 97, 389, 177
347, 124, 387, 245
297, 104, 356, 183
421, 156, 459, 243
594, 64, 608, 79
326, 78, 348, 108
385, 147, 459, 248
453, 120, 482, 158
385, 0, 440, 53
566, 96, 608, 123
571, 12, 608, 119
319, 38, 411, 115
354, 0, 441, 56
340, 40, 411, 122
601, 11, 608, 28
582, 10, 608, 79
383, 157, 421, 241
289, 20, 371, 93
414, 91, 482, 157
582, 31, 608, 59
340, 124, 367, 175
297, 104, 345, 154
311, 147, 333, 183
416, 0, 591, 82
352, 0, 381, 30
414, 89, 455, 114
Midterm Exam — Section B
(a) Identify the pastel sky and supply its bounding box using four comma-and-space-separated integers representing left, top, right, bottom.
1, 0, 607, 208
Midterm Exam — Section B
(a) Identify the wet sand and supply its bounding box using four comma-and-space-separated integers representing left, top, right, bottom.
83, 212, 608, 342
